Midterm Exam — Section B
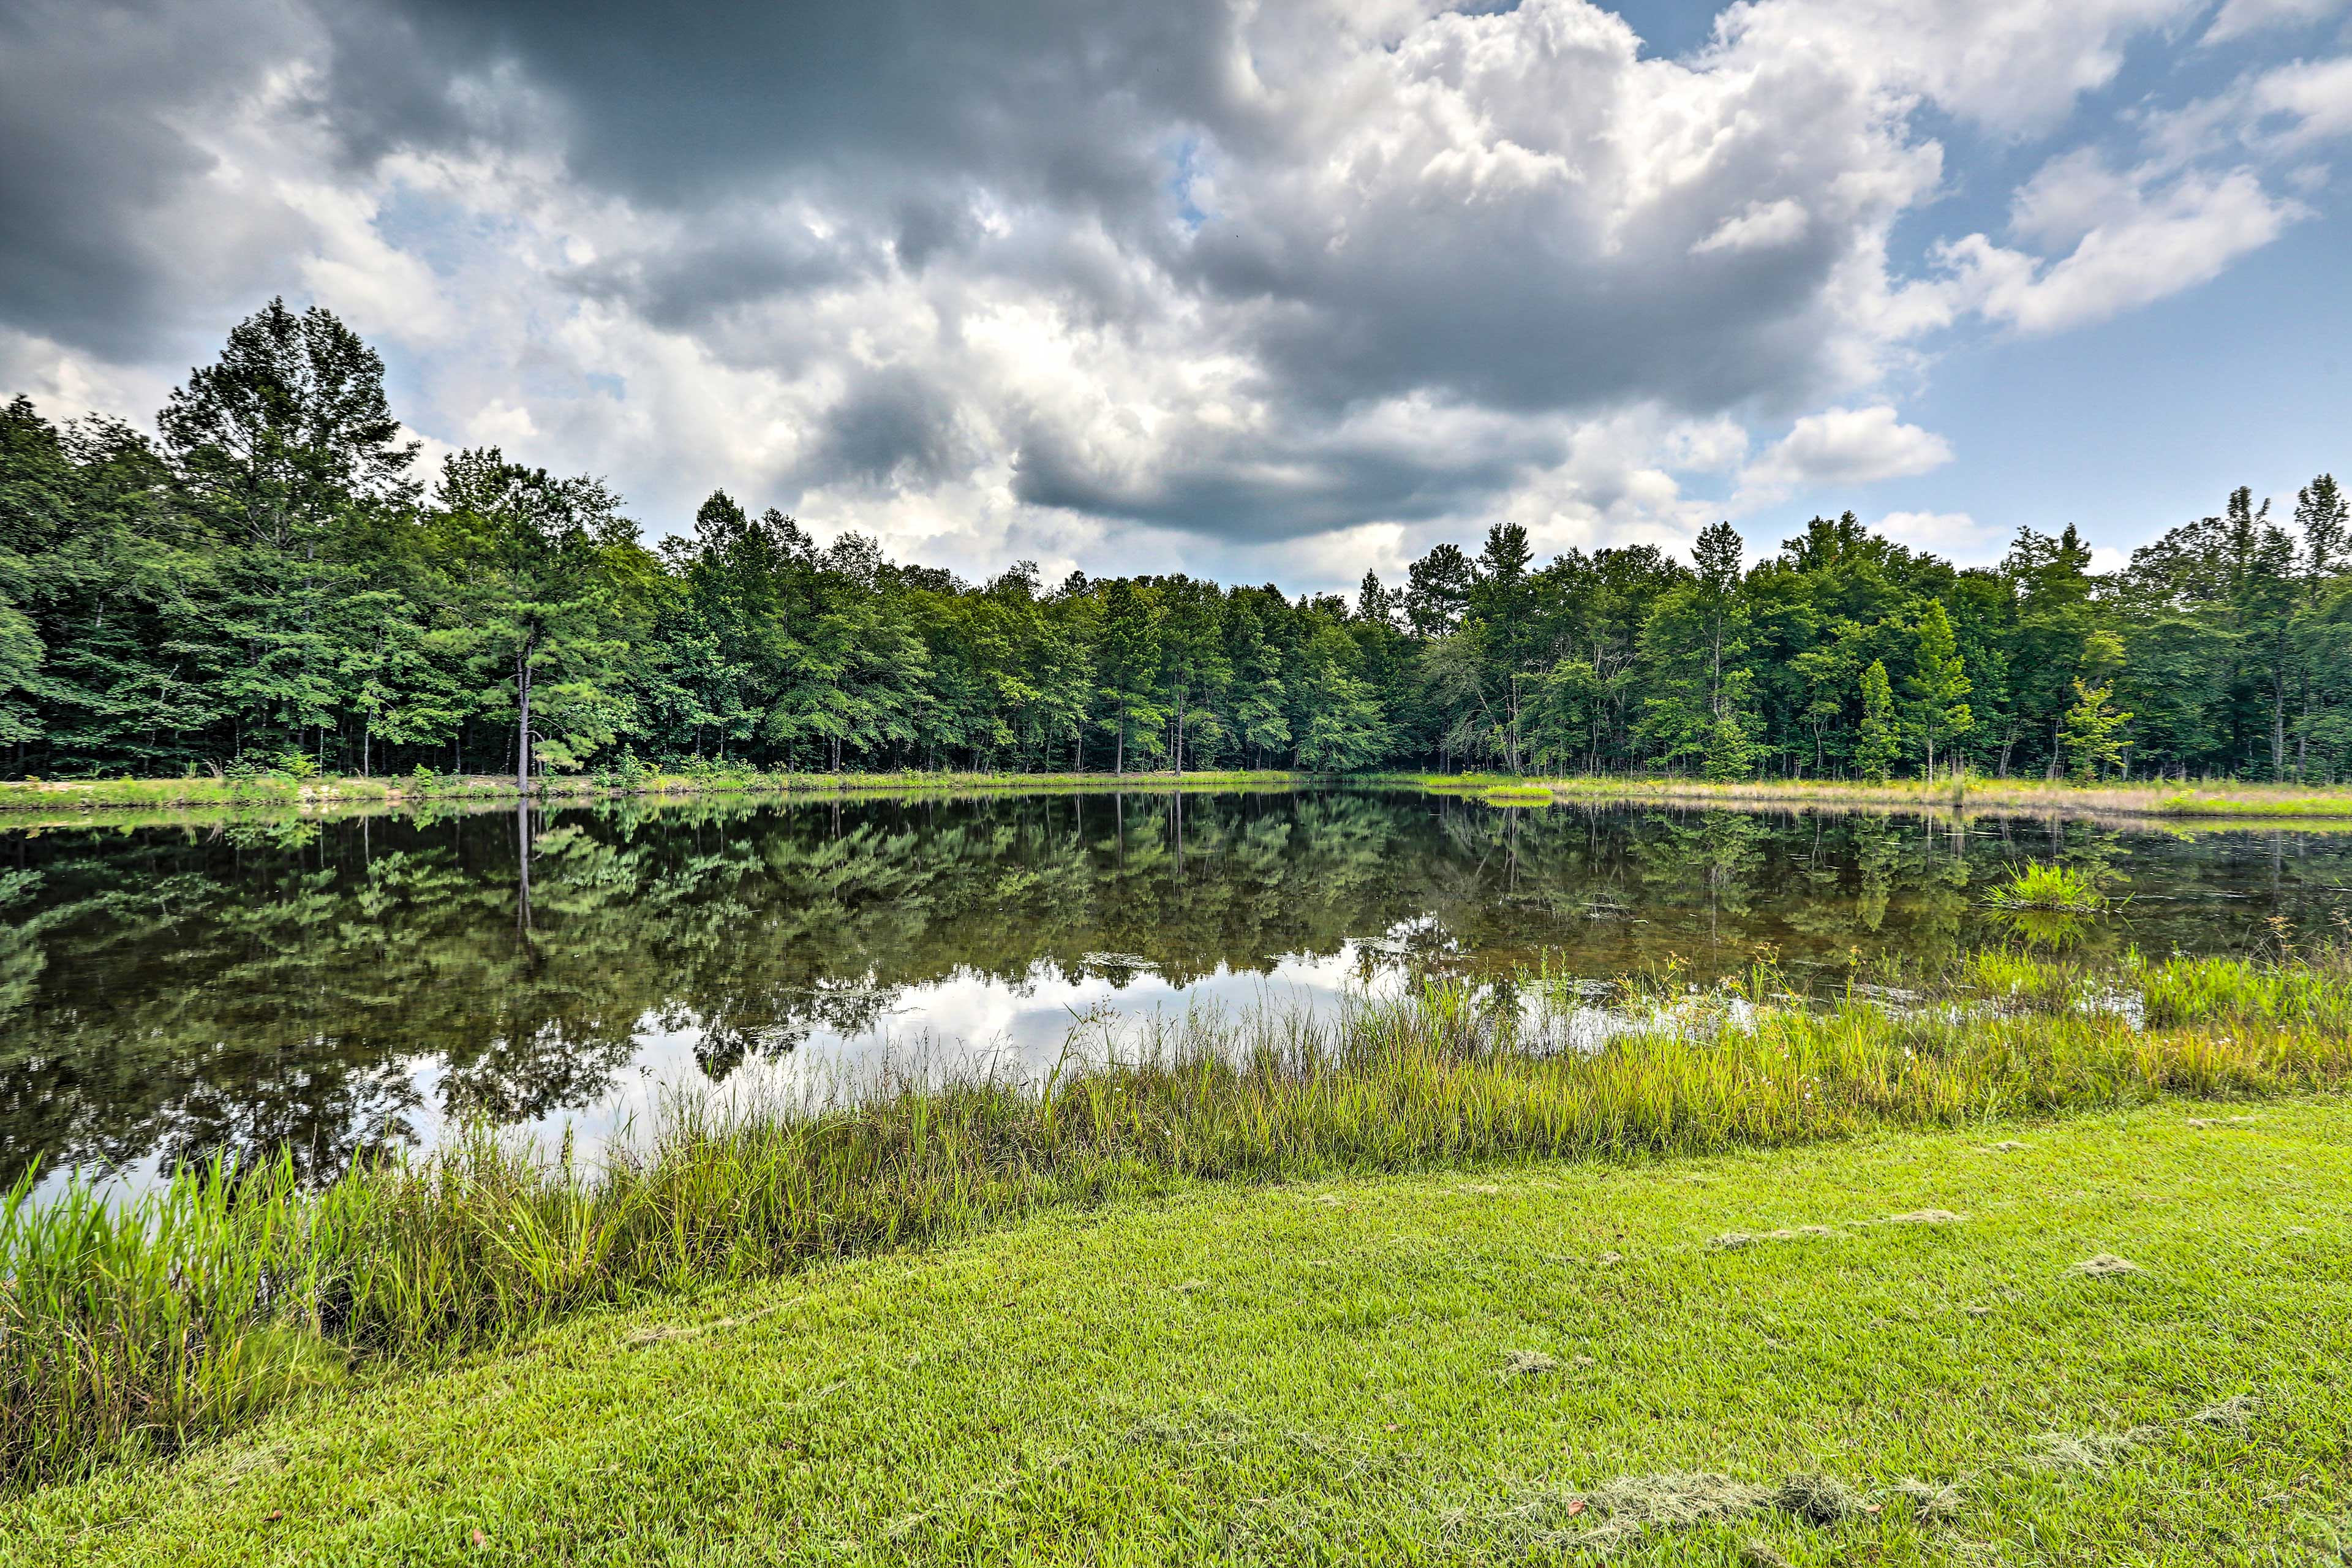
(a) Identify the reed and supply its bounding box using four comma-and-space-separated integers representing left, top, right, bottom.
6, 949, 2350, 1491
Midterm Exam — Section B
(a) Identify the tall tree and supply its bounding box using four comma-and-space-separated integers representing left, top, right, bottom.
431, 449, 639, 791
1903, 598, 1972, 778
1093, 579, 1163, 774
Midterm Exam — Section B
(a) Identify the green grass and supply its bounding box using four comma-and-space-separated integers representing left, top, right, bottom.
0, 769, 1308, 816
1390, 770, 2352, 821
8, 950, 2352, 1498
6, 1099, 2347, 1565
1986, 859, 2109, 912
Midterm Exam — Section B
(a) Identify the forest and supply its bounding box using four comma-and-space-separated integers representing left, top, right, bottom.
4, 298, 2349, 786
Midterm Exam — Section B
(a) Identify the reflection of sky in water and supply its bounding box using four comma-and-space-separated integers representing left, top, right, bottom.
39, 943, 1400, 1201
409, 934, 1641, 1177
24, 791, 2352, 1202
422, 942, 1406, 1171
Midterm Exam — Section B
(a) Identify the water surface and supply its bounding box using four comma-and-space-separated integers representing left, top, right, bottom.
7, 788, 2348, 1185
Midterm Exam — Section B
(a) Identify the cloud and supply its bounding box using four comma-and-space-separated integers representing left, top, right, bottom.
1, 0, 2346, 589
1740, 406, 1954, 499
1939, 168, 2302, 335
2201, 0, 2351, 45
1874, 509, 2006, 562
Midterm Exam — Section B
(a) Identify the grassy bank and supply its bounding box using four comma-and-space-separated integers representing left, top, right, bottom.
17, 766, 2352, 823
7, 948, 2352, 1497
0, 769, 1306, 816
8, 1099, 2347, 1565
1398, 770, 2352, 820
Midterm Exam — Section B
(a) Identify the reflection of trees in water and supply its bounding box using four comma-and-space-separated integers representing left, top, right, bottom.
6, 794, 2350, 1180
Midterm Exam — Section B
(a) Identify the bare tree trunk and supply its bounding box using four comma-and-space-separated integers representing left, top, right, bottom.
516, 641, 533, 798
516, 797, 533, 932
2272, 666, 2288, 780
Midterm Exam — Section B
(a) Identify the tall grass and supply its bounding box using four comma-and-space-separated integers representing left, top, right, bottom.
1985, 859, 2108, 911
7, 949, 2352, 1490
0, 768, 1308, 816
1389, 771, 2352, 820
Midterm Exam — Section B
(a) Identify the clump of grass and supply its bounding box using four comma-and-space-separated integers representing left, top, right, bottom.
7, 948, 2352, 1491
1498, 1349, 1559, 1378
2073, 1252, 2141, 1277
1986, 859, 2108, 912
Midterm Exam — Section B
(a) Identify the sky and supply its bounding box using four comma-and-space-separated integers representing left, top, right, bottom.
4, 0, 2350, 592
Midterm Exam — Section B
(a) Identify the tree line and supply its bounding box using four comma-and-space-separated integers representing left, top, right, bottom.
4, 299, 2348, 785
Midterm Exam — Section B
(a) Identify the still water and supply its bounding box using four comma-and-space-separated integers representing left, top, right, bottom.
7, 788, 2350, 1186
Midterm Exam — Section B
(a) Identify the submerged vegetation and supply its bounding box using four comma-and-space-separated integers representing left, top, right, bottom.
7, 944, 2351, 1492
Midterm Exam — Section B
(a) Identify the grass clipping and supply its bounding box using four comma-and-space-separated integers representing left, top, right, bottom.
1457, 1469, 1940, 1554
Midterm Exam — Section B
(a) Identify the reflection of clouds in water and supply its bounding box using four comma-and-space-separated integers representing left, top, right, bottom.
499, 945, 1396, 1169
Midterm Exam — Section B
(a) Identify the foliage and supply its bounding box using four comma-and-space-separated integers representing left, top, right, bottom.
1985, 859, 2107, 911
1, 303, 2348, 785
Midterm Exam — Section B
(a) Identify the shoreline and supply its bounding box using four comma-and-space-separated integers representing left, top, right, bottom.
8, 951, 2349, 1494
1389, 769, 2352, 821
10, 765, 2352, 824
11, 1095, 2347, 1559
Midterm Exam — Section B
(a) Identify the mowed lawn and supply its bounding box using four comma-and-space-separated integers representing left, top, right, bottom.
9, 1102, 2348, 1566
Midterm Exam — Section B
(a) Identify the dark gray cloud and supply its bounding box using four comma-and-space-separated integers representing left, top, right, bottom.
0, 0, 296, 359
563, 222, 886, 334
810, 364, 971, 488
1011, 407, 1572, 541
309, 0, 1246, 217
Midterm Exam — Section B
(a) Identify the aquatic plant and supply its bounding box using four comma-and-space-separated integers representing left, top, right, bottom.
1986, 859, 2108, 912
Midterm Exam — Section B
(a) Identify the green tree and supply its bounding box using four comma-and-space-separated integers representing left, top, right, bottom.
1093, 579, 1163, 774
1638, 522, 1754, 776
2060, 631, 2132, 783
1903, 598, 1972, 778
1855, 659, 1898, 783
1295, 624, 1388, 771
431, 449, 640, 789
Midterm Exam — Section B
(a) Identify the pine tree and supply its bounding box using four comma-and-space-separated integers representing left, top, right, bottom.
2298, 474, 2346, 585
1856, 659, 1898, 782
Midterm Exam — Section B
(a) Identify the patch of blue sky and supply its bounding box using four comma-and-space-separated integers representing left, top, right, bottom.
1167, 132, 1210, 231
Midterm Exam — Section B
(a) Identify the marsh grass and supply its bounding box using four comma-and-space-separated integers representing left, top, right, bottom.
0, 769, 1307, 816
1986, 859, 2109, 911
7, 949, 2352, 1490
1392, 770, 2352, 820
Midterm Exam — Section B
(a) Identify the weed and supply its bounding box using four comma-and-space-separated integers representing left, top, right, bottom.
2073, 1253, 2142, 1277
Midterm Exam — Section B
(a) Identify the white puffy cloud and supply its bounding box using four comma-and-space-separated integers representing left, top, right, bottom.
1740, 406, 1954, 500
1940, 168, 2302, 335
1874, 509, 2006, 562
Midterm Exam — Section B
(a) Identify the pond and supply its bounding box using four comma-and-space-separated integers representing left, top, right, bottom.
7, 787, 2350, 1189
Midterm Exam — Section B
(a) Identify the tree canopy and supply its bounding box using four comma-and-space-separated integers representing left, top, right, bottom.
6, 302, 2350, 783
